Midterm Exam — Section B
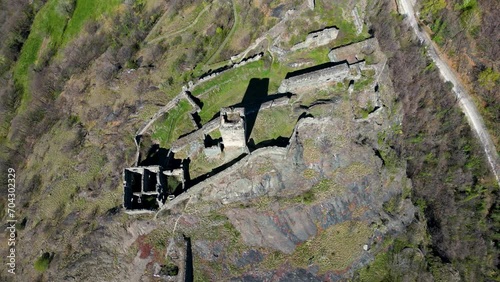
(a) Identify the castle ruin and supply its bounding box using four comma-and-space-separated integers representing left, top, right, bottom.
123, 165, 184, 213
123, 26, 384, 214
278, 63, 353, 93
328, 37, 381, 64
291, 27, 339, 51
219, 107, 247, 148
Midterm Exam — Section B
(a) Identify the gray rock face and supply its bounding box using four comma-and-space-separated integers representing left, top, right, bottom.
174, 115, 415, 277
236, 249, 264, 267
226, 207, 317, 254
193, 240, 224, 262
159, 57, 414, 280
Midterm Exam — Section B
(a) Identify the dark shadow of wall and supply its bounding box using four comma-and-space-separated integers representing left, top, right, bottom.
237, 78, 269, 141
184, 235, 193, 282
284, 60, 348, 79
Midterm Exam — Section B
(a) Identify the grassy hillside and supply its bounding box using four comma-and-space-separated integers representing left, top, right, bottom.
0, 0, 497, 280
356, 0, 500, 280
13, 0, 122, 111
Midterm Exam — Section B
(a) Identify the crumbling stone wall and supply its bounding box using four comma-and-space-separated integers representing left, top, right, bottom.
278, 63, 351, 93
171, 96, 291, 152
291, 27, 339, 51
170, 118, 219, 152
195, 53, 263, 86
328, 37, 380, 64
123, 166, 166, 213
158, 147, 288, 211
307, 0, 315, 10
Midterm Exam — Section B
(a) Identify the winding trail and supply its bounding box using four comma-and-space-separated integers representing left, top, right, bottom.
205, 0, 238, 65
397, 0, 500, 185
146, 4, 212, 45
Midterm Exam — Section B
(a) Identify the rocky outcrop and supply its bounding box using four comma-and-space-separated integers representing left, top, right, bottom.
226, 206, 317, 254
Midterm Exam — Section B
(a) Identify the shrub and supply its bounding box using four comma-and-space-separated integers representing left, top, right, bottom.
478, 67, 499, 91
160, 263, 179, 276
34, 252, 52, 272
301, 190, 315, 204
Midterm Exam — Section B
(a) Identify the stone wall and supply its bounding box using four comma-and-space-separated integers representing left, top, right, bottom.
278, 63, 351, 93
291, 27, 339, 51
201, 118, 220, 135
123, 165, 166, 213
170, 95, 291, 153
170, 131, 204, 153
170, 117, 219, 153
328, 37, 380, 64
182, 91, 201, 113
195, 53, 263, 86
307, 0, 315, 10
158, 147, 288, 212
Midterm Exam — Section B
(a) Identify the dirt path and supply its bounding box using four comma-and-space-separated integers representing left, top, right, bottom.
146, 4, 211, 45
205, 0, 238, 65
397, 0, 500, 185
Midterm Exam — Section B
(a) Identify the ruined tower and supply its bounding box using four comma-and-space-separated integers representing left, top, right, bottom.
123, 165, 184, 213
219, 107, 246, 148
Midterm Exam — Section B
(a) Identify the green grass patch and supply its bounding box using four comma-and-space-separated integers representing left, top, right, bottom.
290, 178, 339, 204
289, 221, 371, 273
356, 251, 391, 281
209, 129, 222, 139
420, 0, 446, 19
455, 0, 481, 33
24, 121, 120, 221
284, 0, 370, 48
193, 58, 291, 123
145, 228, 172, 251
302, 138, 321, 163
354, 69, 375, 91
303, 169, 319, 180
13, 0, 122, 112
316, 1, 370, 46
64, 0, 122, 43
188, 151, 225, 179
151, 100, 194, 148
383, 195, 400, 215
249, 107, 296, 145
478, 67, 500, 91
287, 45, 331, 65
429, 18, 448, 45
34, 252, 53, 272
206, 0, 239, 65
356, 99, 376, 119
154, 1, 207, 37
14, 0, 67, 110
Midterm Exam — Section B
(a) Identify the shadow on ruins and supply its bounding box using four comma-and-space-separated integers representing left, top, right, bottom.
237, 77, 269, 141
122, 34, 384, 213
184, 235, 194, 282
186, 153, 247, 188
285, 60, 349, 79
139, 143, 170, 167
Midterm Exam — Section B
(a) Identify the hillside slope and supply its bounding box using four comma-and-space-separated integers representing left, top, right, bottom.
0, 0, 497, 281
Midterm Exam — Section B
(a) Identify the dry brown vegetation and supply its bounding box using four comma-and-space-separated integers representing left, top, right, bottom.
362, 0, 500, 280
0, 0, 497, 280
417, 0, 500, 148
